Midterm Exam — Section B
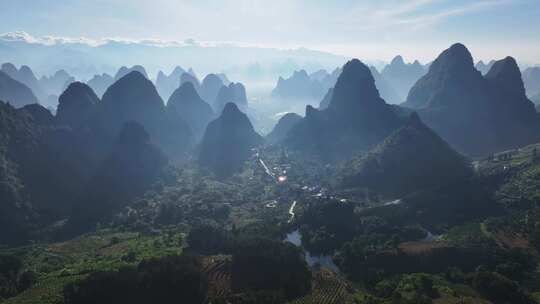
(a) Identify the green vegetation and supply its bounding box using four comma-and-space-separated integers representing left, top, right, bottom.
0, 230, 183, 303
4, 134, 540, 303
63, 254, 207, 304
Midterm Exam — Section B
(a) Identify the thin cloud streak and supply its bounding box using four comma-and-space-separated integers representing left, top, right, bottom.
343, 0, 512, 31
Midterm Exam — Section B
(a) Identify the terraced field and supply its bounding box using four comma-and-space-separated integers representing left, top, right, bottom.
3, 275, 84, 304
288, 269, 354, 304
203, 255, 232, 300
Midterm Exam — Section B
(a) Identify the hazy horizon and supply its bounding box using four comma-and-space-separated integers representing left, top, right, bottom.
2, 0, 540, 65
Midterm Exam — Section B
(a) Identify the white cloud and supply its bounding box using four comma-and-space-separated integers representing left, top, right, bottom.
341, 0, 511, 31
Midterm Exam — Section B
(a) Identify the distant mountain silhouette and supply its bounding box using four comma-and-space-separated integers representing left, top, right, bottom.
66, 121, 167, 235
310, 68, 341, 91
309, 69, 329, 82
114, 65, 149, 82
523, 66, 540, 98
369, 66, 401, 104
39, 70, 75, 105
214, 82, 248, 113
199, 74, 224, 108
475, 60, 495, 75
404, 43, 540, 156
271, 70, 326, 101
155, 66, 185, 100
180, 72, 201, 92
266, 113, 302, 144
87, 73, 114, 98
217, 73, 231, 86
56, 82, 99, 129
381, 56, 426, 101
533, 92, 540, 105
339, 113, 472, 197
1, 63, 46, 102
167, 82, 214, 140
94, 71, 193, 159
286, 59, 402, 160
0, 71, 39, 107
199, 103, 263, 177
188, 67, 198, 78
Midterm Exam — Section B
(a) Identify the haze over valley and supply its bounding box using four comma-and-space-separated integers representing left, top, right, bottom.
1, 1, 540, 303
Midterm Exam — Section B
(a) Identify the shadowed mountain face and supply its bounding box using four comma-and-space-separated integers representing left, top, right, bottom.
0, 71, 39, 108
319, 67, 401, 108
1, 63, 46, 102
0, 101, 97, 244
266, 113, 302, 144
56, 82, 99, 129
339, 113, 472, 197
404, 43, 540, 156
199, 102, 263, 177
404, 43, 485, 110
95, 71, 193, 159
19, 103, 54, 125
155, 66, 185, 101
286, 59, 402, 160
87, 73, 114, 98
485, 57, 527, 97
0, 101, 41, 244
66, 121, 168, 235
381, 56, 426, 101
214, 82, 248, 113
167, 82, 214, 140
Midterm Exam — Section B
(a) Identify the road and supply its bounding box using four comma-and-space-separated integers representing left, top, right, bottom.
259, 158, 275, 179
288, 200, 297, 223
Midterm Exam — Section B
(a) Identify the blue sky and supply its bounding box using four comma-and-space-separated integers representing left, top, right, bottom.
1, 0, 539, 64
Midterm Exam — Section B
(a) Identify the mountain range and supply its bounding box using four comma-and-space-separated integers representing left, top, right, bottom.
0, 71, 39, 107
0, 31, 345, 85
271, 69, 335, 103
155, 66, 187, 100
381, 55, 426, 102
93, 71, 193, 159
285, 59, 402, 160
1, 63, 47, 103
403, 43, 540, 156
